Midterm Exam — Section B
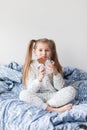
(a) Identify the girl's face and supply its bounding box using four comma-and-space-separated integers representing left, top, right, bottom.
34, 42, 52, 59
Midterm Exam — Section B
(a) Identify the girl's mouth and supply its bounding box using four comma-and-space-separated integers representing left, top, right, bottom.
37, 57, 47, 64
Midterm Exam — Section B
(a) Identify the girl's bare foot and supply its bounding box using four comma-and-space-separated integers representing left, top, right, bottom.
46, 103, 72, 113
55, 103, 72, 113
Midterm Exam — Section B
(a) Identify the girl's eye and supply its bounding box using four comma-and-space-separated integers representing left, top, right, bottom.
45, 50, 50, 52
38, 49, 50, 52
39, 49, 42, 51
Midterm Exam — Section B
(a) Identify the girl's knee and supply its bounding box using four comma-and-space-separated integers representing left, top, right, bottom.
67, 86, 77, 95
67, 86, 76, 93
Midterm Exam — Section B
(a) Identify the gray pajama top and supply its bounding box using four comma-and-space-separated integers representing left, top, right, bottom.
26, 60, 64, 93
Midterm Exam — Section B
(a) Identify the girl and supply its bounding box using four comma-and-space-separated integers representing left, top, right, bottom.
19, 38, 76, 113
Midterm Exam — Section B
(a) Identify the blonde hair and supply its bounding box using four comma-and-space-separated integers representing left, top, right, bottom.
23, 38, 62, 86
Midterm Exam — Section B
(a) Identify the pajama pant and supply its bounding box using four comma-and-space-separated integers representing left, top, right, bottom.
19, 86, 76, 110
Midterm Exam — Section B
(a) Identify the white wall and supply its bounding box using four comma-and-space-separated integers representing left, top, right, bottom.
0, 0, 87, 71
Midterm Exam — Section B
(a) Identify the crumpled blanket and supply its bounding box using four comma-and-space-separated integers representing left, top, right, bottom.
0, 62, 87, 130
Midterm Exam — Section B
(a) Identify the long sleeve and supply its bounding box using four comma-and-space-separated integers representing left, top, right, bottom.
26, 61, 42, 93
53, 73, 64, 91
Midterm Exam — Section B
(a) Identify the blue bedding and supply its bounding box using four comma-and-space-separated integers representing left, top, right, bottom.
0, 62, 87, 130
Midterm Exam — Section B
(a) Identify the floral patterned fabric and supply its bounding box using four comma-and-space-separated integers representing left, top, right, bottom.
0, 62, 87, 130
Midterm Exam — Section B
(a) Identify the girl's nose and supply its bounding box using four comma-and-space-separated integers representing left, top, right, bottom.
42, 51, 46, 55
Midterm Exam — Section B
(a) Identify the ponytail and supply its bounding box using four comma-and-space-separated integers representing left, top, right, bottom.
22, 39, 36, 86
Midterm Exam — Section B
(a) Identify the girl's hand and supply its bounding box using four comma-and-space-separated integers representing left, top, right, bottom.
47, 60, 58, 75
38, 65, 46, 82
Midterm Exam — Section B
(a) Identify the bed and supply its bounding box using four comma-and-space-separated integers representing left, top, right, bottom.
0, 62, 87, 130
